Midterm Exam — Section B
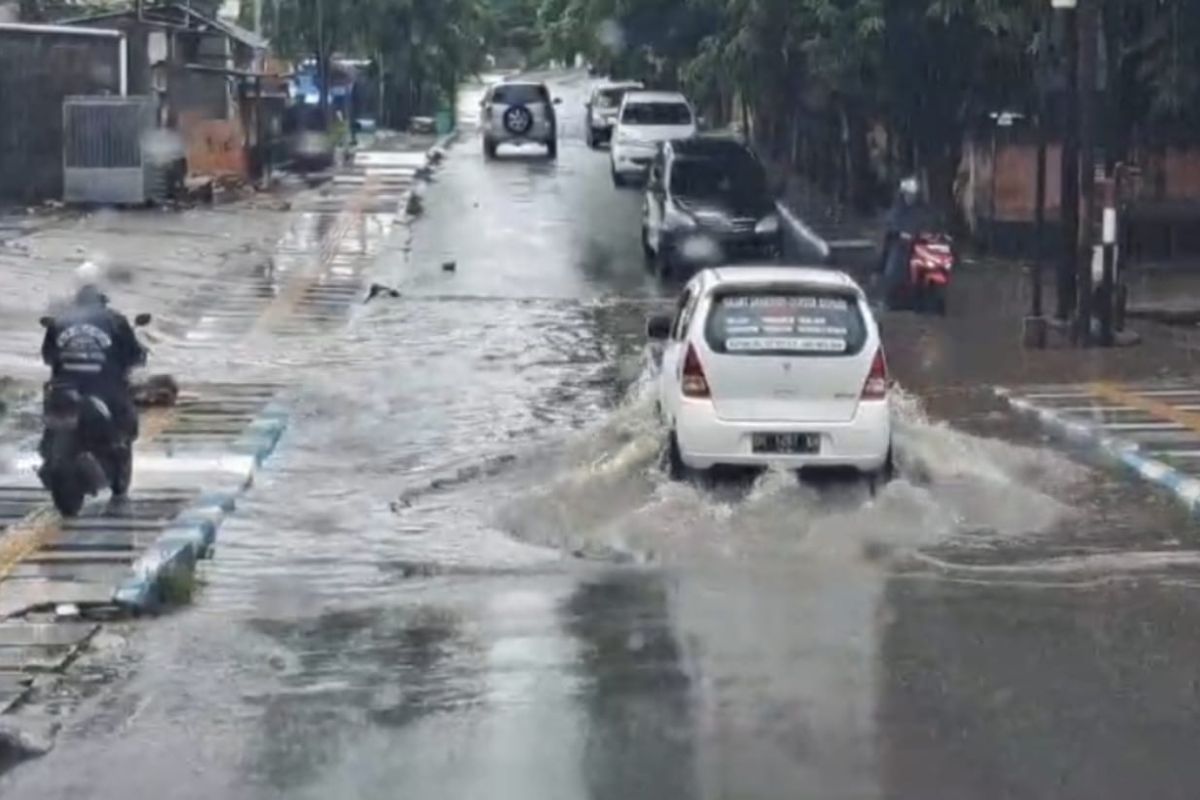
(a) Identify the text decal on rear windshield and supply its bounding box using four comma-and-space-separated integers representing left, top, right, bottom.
706, 293, 865, 356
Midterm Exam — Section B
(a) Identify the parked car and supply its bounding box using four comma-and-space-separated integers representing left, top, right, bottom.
610, 91, 696, 187
647, 266, 892, 480
480, 81, 561, 159
642, 137, 782, 277
585, 81, 643, 148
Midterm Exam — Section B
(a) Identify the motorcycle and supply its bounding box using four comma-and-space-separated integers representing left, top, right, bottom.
37, 312, 151, 517
887, 231, 954, 315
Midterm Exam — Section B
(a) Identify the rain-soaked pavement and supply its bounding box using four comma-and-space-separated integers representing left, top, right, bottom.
5, 70, 1200, 799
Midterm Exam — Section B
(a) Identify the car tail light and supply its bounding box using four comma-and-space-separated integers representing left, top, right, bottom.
681, 344, 711, 398
862, 348, 889, 400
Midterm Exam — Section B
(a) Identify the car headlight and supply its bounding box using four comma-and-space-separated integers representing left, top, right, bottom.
755, 214, 780, 235
664, 205, 697, 231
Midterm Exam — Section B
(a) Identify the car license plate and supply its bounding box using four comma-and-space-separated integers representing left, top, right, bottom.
752, 433, 819, 454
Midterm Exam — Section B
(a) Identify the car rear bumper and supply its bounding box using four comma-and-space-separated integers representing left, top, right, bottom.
484, 120, 555, 144
663, 231, 780, 263
674, 398, 891, 471
611, 145, 655, 175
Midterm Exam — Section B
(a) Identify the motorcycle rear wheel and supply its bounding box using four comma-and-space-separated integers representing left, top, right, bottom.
50, 476, 85, 517
927, 284, 948, 316
110, 446, 133, 496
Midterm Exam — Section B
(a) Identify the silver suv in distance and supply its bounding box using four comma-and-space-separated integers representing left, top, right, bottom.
480, 81, 560, 160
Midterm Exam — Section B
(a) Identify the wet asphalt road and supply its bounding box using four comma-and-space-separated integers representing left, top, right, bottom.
6, 70, 1200, 799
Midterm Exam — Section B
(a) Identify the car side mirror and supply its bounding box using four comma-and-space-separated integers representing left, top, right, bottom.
134, 313, 152, 327
39, 316, 53, 329
646, 314, 672, 340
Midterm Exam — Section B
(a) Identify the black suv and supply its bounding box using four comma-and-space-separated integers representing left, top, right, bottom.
641, 137, 781, 277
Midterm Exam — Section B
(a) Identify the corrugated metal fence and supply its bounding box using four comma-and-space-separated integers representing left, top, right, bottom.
63, 96, 155, 204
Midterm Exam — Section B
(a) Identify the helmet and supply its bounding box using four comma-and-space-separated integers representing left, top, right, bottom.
75, 260, 103, 288
73, 261, 107, 305
899, 177, 920, 202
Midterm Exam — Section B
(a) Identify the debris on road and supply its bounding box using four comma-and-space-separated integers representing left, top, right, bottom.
131, 375, 180, 408
442, 260, 457, 272
365, 283, 401, 303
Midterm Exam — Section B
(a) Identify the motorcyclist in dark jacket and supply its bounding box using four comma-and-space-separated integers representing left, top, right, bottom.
39, 266, 146, 493
879, 177, 935, 306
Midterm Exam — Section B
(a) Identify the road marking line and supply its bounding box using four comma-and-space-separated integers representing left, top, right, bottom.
254, 175, 382, 331
0, 507, 60, 584
1092, 382, 1200, 437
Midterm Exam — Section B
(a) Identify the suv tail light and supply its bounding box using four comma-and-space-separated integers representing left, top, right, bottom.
681, 344, 711, 398
862, 348, 889, 400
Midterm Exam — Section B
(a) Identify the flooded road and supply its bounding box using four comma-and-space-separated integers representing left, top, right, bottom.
6, 71, 1200, 799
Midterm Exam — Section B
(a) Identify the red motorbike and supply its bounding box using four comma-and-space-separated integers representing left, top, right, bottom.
890, 231, 954, 315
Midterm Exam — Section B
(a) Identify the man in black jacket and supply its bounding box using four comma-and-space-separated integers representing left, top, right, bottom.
39, 265, 146, 494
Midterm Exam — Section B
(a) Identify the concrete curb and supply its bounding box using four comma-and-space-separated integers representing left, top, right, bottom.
112, 406, 288, 613
429, 128, 460, 156
776, 200, 832, 264
995, 386, 1200, 516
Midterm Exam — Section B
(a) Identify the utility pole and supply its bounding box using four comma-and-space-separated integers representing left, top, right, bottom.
1076, 0, 1098, 345
1057, 0, 1079, 324
253, 0, 262, 35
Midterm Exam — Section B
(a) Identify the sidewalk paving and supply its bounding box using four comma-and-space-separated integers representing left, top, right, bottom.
0, 128, 449, 668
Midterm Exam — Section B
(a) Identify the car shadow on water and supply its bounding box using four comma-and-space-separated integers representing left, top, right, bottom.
561, 571, 700, 799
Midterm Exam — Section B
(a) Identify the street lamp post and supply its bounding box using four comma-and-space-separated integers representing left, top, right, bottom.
1055, 0, 1080, 328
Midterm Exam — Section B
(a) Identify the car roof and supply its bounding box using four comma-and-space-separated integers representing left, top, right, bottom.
498, 79, 546, 88
701, 266, 860, 292
595, 81, 643, 93
622, 90, 689, 104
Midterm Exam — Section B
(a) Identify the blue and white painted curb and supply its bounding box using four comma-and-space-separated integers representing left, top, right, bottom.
114, 406, 288, 612
996, 386, 1200, 516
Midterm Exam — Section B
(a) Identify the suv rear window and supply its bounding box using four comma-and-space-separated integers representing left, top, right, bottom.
705, 289, 866, 356
492, 84, 548, 105
621, 102, 692, 125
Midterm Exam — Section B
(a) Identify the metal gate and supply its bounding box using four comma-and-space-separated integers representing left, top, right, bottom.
63, 95, 157, 204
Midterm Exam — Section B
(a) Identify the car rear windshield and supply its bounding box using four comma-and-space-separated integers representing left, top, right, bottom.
705, 289, 866, 356
622, 102, 692, 125
671, 156, 767, 200
492, 84, 548, 105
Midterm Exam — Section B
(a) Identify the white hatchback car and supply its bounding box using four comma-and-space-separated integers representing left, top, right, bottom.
648, 266, 892, 477
610, 91, 696, 186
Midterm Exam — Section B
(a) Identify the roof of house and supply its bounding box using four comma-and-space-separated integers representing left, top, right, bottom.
59, 1, 267, 49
